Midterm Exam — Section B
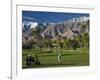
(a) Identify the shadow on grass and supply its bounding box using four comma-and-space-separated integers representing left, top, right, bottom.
22, 62, 78, 69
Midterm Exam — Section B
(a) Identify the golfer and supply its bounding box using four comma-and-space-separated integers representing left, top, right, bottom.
58, 53, 61, 63
56, 37, 62, 64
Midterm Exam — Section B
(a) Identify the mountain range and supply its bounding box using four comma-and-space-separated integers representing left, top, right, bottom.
22, 16, 89, 40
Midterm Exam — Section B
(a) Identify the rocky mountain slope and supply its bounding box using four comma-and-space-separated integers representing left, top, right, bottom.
22, 16, 89, 40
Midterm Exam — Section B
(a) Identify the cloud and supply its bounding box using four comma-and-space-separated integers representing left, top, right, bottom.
23, 16, 35, 21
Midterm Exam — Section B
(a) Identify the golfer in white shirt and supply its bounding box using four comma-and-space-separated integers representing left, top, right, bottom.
58, 53, 61, 63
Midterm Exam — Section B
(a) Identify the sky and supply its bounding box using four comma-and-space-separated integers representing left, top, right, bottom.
22, 11, 89, 23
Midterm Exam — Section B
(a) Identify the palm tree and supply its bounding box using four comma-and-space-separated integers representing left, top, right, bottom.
80, 24, 87, 34
83, 32, 89, 48
32, 27, 42, 51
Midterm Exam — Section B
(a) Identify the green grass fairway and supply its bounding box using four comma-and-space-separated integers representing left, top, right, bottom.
22, 48, 89, 69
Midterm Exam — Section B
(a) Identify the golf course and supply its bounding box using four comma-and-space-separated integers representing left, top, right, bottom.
22, 48, 89, 68
22, 11, 89, 69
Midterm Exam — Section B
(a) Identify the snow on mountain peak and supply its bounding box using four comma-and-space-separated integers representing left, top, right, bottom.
29, 22, 38, 28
